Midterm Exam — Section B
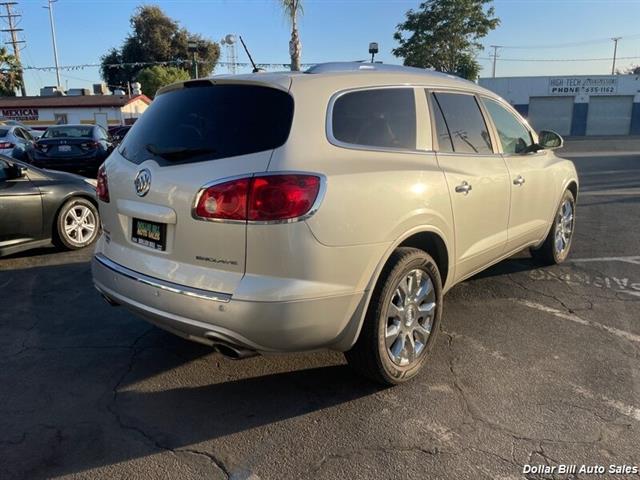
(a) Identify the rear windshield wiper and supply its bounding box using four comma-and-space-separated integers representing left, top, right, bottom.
145, 144, 217, 161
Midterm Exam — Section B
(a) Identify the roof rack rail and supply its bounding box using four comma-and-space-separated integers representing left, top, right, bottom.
305, 62, 436, 75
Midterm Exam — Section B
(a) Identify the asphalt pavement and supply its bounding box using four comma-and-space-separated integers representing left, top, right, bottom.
1, 141, 639, 480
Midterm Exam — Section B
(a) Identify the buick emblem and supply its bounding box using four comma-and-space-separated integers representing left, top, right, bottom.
134, 169, 151, 197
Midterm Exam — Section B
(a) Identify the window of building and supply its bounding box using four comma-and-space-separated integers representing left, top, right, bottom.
431, 92, 493, 154
54, 113, 68, 125
482, 98, 533, 154
332, 88, 416, 150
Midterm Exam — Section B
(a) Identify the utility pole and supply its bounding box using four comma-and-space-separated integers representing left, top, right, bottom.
490, 45, 501, 78
0, 1, 26, 96
43, 0, 61, 88
611, 37, 621, 75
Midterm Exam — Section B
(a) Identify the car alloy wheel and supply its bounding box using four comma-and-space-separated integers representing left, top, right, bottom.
554, 198, 574, 256
385, 268, 436, 366
62, 204, 97, 246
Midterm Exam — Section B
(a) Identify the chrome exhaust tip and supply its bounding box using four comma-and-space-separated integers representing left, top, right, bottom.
101, 293, 120, 307
205, 333, 258, 360
212, 343, 258, 360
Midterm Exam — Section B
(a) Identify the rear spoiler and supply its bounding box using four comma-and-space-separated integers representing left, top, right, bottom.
156, 76, 292, 97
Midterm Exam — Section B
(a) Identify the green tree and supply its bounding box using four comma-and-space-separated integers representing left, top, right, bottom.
100, 5, 219, 90
619, 65, 640, 75
280, 0, 303, 71
136, 65, 191, 98
393, 0, 499, 80
0, 47, 22, 96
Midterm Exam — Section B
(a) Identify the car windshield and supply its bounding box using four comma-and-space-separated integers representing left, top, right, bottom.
118, 83, 294, 165
43, 126, 94, 139
0, 128, 9, 138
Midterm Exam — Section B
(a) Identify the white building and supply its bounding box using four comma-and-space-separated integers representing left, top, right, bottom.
0, 94, 151, 130
479, 74, 640, 136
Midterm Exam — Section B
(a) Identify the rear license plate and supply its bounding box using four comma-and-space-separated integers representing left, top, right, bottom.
58, 145, 71, 152
132, 218, 166, 251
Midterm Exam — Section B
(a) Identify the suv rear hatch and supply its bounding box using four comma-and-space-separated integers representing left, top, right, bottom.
100, 80, 294, 294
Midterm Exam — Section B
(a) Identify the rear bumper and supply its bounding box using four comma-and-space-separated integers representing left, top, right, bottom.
92, 253, 364, 352
30, 152, 103, 171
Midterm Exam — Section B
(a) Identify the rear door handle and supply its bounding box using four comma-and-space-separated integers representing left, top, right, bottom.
455, 181, 472, 195
513, 175, 525, 186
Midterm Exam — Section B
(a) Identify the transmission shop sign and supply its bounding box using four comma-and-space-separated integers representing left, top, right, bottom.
548, 77, 618, 96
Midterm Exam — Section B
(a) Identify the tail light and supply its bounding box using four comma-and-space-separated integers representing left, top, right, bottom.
80, 141, 99, 150
0, 142, 15, 149
96, 164, 110, 202
194, 174, 322, 222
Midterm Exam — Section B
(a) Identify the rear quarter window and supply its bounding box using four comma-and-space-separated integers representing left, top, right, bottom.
331, 88, 417, 150
119, 84, 294, 165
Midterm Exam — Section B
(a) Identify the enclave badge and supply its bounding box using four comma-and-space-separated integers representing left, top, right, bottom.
134, 169, 151, 197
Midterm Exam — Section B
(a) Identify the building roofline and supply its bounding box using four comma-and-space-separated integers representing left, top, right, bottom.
0, 94, 152, 109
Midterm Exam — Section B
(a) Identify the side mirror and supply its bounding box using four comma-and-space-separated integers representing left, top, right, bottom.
9, 165, 27, 179
538, 130, 563, 150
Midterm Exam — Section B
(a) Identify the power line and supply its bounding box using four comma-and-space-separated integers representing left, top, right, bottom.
478, 55, 640, 63
20, 59, 319, 72
495, 33, 640, 50
0, 1, 27, 96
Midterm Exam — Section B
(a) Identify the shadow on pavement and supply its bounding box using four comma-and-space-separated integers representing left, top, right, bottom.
0, 260, 381, 479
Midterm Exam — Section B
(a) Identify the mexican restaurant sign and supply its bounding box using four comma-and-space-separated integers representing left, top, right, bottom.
1, 108, 39, 121
548, 76, 618, 96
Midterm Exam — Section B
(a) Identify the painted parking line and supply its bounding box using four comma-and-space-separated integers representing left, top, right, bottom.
529, 263, 640, 299
579, 189, 640, 196
570, 256, 640, 265
517, 300, 640, 345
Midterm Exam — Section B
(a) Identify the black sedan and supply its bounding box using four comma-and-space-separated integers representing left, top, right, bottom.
29, 124, 114, 178
0, 156, 100, 257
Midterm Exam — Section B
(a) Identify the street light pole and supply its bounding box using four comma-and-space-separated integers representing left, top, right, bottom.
611, 37, 621, 75
44, 0, 61, 87
188, 39, 199, 79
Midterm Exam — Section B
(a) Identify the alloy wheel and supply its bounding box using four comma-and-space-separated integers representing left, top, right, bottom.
63, 205, 97, 246
554, 198, 574, 255
385, 268, 436, 366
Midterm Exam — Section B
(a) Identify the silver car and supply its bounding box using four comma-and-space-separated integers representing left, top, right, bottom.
0, 125, 35, 160
92, 63, 578, 385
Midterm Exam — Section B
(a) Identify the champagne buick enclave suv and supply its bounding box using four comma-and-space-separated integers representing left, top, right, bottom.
92, 63, 578, 385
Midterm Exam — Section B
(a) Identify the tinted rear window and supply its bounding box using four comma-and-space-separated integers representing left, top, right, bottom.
331, 88, 416, 150
119, 84, 294, 165
43, 126, 94, 138
0, 128, 8, 138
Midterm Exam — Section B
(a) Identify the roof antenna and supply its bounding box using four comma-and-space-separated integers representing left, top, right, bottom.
239, 36, 262, 73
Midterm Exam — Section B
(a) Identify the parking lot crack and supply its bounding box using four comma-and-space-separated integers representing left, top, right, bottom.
307, 445, 443, 477
105, 327, 230, 478
176, 448, 230, 478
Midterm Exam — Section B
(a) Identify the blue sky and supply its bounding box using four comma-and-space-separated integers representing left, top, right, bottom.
7, 0, 640, 95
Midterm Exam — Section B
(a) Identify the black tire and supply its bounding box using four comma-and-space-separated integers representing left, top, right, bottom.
54, 197, 100, 250
531, 189, 576, 265
345, 247, 443, 385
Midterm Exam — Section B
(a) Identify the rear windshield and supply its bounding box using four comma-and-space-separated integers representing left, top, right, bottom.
0, 128, 8, 138
119, 84, 294, 165
43, 126, 93, 139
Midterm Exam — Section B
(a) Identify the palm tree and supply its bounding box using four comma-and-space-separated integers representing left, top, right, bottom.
280, 0, 303, 71
0, 47, 23, 96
